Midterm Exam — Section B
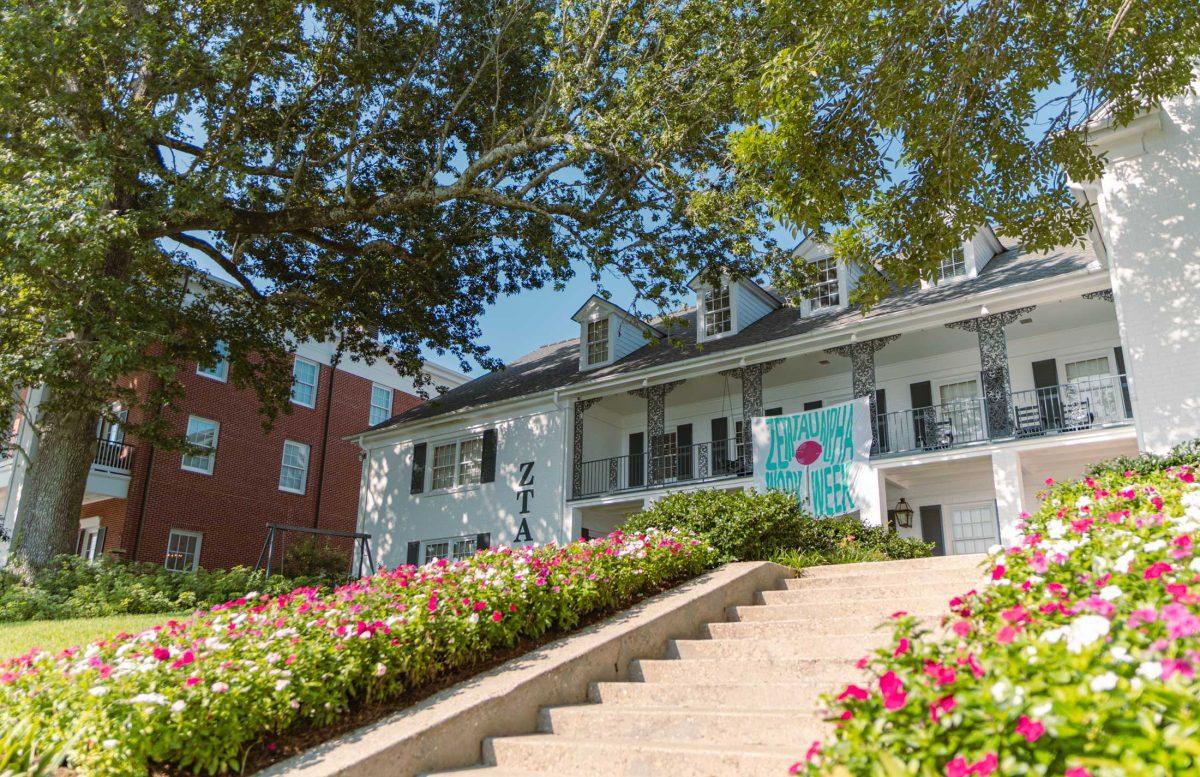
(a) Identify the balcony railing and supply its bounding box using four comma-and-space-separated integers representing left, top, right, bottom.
577, 437, 750, 499
875, 374, 1132, 457
93, 438, 134, 473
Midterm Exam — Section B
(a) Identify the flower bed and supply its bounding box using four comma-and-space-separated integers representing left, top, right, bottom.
801, 465, 1200, 776
1, 529, 716, 776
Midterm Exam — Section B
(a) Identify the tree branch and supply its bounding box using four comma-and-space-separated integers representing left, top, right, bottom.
169, 233, 263, 299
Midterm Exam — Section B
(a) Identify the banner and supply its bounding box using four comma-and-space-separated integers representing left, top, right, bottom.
752, 397, 873, 518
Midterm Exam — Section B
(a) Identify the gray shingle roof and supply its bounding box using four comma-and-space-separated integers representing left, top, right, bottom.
371, 242, 1099, 430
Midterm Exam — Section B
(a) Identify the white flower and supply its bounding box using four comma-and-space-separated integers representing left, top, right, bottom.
170, 700, 186, 713
1190, 557, 1200, 573
1142, 539, 1167, 553
1041, 627, 1067, 645
1090, 672, 1119, 692
211, 681, 230, 694
1136, 661, 1163, 681
265, 652, 281, 664
1031, 702, 1053, 717
1047, 519, 1067, 539
987, 544, 1004, 556
102, 739, 118, 749
129, 692, 168, 705
1109, 645, 1133, 663
1099, 585, 1123, 601
274, 679, 290, 692
1066, 615, 1110, 654
990, 681, 1011, 703
89, 686, 109, 697
1076, 495, 1092, 509
374, 662, 388, 677
1114, 550, 1137, 574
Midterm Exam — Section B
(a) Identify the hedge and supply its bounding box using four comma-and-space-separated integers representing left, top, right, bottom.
800, 464, 1200, 776
0, 529, 718, 776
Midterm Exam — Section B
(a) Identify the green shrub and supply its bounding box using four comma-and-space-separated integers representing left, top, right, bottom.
280, 538, 352, 579
1083, 436, 1200, 478
620, 488, 932, 564
0, 556, 329, 623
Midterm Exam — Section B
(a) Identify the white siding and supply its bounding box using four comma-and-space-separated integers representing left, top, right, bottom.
734, 283, 775, 331
611, 315, 651, 362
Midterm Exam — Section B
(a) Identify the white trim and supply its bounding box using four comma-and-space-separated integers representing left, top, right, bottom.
278, 439, 311, 494
290, 356, 320, 408
181, 416, 219, 475
78, 515, 101, 530
369, 383, 394, 426
945, 500, 1000, 556
164, 529, 203, 573
427, 434, 484, 494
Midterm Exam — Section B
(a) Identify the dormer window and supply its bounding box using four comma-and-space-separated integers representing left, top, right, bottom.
586, 318, 609, 365
808, 258, 841, 310
938, 248, 968, 281
703, 284, 732, 337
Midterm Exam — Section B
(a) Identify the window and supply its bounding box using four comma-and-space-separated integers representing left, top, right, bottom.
279, 440, 310, 494
424, 540, 449, 561
939, 379, 979, 406
937, 248, 968, 281
1065, 356, 1111, 384
808, 258, 840, 310
181, 416, 219, 474
586, 319, 609, 365
429, 436, 484, 491
197, 341, 229, 381
452, 538, 476, 561
164, 529, 202, 573
703, 284, 732, 336
369, 384, 393, 426
291, 357, 319, 407
79, 526, 102, 562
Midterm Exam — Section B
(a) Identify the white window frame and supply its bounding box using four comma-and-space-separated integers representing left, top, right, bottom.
369, 383, 393, 426
181, 416, 219, 475
945, 501, 1000, 557
164, 529, 203, 573
290, 356, 320, 408
806, 257, 841, 311
278, 439, 311, 494
936, 248, 969, 283
196, 341, 229, 382
585, 318, 610, 366
79, 520, 102, 563
428, 435, 484, 493
702, 283, 733, 338
936, 376, 981, 407
1062, 353, 1115, 384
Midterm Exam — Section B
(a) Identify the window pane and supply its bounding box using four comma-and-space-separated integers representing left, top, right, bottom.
279, 440, 310, 492
369, 384, 393, 426
586, 319, 609, 365
457, 437, 483, 485
704, 285, 732, 336
197, 341, 229, 380
182, 417, 218, 473
452, 539, 476, 560
1066, 357, 1110, 383
809, 259, 840, 309
939, 380, 979, 405
291, 358, 319, 406
164, 530, 200, 573
424, 541, 449, 561
431, 443, 457, 490
938, 249, 967, 280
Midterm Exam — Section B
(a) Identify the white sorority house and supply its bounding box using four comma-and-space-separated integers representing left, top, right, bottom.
352, 87, 1200, 568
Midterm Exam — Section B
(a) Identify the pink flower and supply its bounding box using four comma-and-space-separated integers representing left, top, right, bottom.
972, 753, 998, 776
1015, 715, 1045, 743
152, 647, 171, 662
1144, 562, 1173, 580
428, 593, 439, 613
996, 626, 1018, 644
1066, 767, 1093, 777
945, 757, 970, 777
837, 684, 869, 701
952, 620, 972, 637
473, 601, 487, 612
924, 660, 957, 686
879, 671, 907, 711
894, 638, 910, 657
491, 610, 503, 622
170, 650, 195, 669
805, 740, 821, 762
185, 676, 201, 687
930, 694, 956, 722
991, 565, 1006, 581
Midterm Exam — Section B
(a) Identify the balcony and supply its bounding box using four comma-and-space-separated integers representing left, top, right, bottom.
578, 437, 750, 499
875, 374, 1133, 457
92, 438, 134, 474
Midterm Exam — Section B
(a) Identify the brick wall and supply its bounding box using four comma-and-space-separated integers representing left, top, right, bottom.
90, 360, 423, 571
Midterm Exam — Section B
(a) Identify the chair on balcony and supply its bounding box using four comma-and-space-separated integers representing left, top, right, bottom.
923, 418, 955, 451
1062, 397, 1094, 431
1013, 404, 1045, 437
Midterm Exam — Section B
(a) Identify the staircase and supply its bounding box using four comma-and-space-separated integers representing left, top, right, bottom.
431, 554, 987, 776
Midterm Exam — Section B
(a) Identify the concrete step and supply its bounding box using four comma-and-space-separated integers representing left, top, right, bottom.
730, 595, 950, 622
483, 735, 802, 777
782, 568, 985, 591
630, 657, 858, 685
795, 554, 988, 577
705, 613, 934, 640
589, 680, 836, 709
668, 633, 888, 661
424, 768, 546, 776
758, 580, 974, 605
539, 704, 827, 749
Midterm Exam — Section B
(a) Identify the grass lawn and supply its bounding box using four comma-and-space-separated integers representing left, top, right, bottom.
0, 612, 189, 659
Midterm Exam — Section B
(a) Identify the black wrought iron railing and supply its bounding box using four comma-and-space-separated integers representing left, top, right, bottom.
93, 438, 134, 472
577, 437, 749, 499
875, 374, 1132, 457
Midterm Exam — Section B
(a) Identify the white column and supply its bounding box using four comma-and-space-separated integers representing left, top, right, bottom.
852, 465, 888, 527
0, 385, 49, 566
991, 448, 1026, 547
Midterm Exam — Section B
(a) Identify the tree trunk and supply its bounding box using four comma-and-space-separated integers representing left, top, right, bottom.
8, 399, 99, 580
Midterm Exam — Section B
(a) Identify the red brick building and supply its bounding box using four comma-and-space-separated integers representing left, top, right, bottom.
1, 344, 463, 572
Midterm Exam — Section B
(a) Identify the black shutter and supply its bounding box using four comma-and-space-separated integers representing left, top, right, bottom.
909, 382, 933, 448
919, 505, 946, 557
676, 423, 693, 480
803, 400, 823, 411
406, 541, 420, 565
710, 418, 728, 474
76, 530, 85, 556
96, 526, 107, 556
475, 533, 491, 551
628, 432, 645, 488
874, 389, 889, 453
480, 429, 498, 483
1114, 347, 1133, 417
410, 443, 427, 494
1031, 359, 1062, 429
765, 407, 783, 417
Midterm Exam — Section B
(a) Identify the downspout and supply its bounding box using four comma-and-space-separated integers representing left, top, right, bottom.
312, 336, 344, 529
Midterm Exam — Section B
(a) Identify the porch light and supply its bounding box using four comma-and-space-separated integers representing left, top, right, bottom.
892, 498, 914, 529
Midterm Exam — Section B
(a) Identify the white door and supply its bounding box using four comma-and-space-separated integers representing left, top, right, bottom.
949, 503, 998, 555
